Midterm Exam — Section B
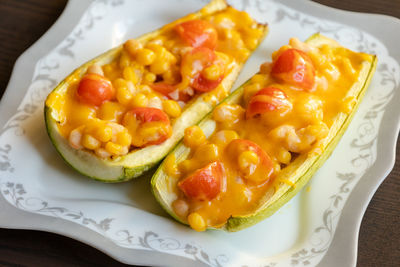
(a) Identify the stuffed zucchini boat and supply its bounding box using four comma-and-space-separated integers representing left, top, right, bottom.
44, 0, 268, 182
151, 33, 377, 231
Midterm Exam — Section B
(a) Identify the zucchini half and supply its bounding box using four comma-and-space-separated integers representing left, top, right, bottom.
44, 0, 268, 182
151, 33, 377, 231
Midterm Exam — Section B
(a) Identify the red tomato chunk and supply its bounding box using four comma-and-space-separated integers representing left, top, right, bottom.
178, 161, 225, 201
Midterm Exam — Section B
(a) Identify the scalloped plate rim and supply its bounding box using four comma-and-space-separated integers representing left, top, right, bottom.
0, 0, 399, 266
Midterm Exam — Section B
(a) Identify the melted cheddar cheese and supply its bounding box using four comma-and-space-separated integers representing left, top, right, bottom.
46, 7, 265, 159
169, 37, 373, 230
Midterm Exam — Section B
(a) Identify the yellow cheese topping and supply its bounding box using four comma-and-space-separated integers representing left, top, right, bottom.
46, 7, 265, 159
170, 37, 373, 231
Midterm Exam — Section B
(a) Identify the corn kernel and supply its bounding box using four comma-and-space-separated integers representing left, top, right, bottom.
236, 48, 250, 62
184, 126, 206, 148
146, 43, 167, 58
242, 28, 262, 50
92, 125, 113, 143
103, 64, 114, 76
243, 83, 262, 105
251, 73, 267, 84
143, 72, 156, 83
150, 60, 170, 75
210, 130, 239, 147
238, 10, 254, 26
202, 64, 221, 81
306, 123, 329, 140
244, 37, 259, 50
116, 131, 132, 147
113, 78, 128, 89
321, 45, 334, 60
187, 212, 206, 232
116, 85, 133, 105
238, 150, 259, 176
131, 93, 148, 108
163, 100, 181, 118
82, 134, 101, 150
145, 91, 159, 99
119, 51, 131, 69
163, 50, 177, 64
136, 48, 156, 66
194, 143, 219, 164
122, 66, 139, 84
103, 63, 120, 80
277, 148, 291, 165
215, 51, 231, 65
105, 142, 125, 155
124, 39, 143, 57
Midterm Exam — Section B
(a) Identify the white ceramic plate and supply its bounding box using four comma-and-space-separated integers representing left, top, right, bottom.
0, 0, 399, 266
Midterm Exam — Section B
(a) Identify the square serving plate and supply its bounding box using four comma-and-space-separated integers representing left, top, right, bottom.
0, 0, 399, 266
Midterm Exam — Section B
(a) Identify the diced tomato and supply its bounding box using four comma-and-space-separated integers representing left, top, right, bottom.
191, 73, 223, 92
129, 107, 170, 124
127, 107, 171, 146
178, 161, 225, 201
175, 19, 218, 50
226, 139, 274, 183
151, 83, 176, 96
181, 47, 224, 93
246, 87, 292, 119
77, 73, 113, 106
271, 48, 315, 91
150, 83, 191, 102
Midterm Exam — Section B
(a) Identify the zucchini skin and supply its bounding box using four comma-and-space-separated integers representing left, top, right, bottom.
151, 33, 378, 231
44, 0, 268, 182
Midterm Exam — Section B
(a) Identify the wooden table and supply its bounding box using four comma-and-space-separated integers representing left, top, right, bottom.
0, 0, 399, 266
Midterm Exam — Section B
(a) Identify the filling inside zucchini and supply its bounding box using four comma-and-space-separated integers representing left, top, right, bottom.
45, 0, 267, 181
157, 35, 376, 231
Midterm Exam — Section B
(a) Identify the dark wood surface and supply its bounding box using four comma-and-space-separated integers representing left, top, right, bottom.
0, 0, 399, 266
